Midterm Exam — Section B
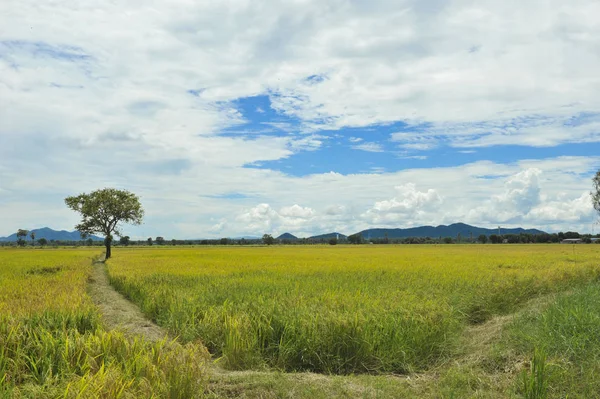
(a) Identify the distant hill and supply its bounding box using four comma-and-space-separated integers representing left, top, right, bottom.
308, 232, 347, 241
0, 227, 103, 242
357, 223, 546, 239
277, 233, 298, 240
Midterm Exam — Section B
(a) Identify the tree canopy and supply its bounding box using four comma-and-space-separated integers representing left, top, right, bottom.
65, 188, 144, 259
262, 234, 275, 245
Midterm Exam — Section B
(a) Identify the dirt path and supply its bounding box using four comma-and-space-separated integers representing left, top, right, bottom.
87, 254, 169, 342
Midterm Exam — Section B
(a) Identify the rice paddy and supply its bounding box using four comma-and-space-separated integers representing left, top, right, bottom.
106, 245, 600, 374
3, 244, 600, 398
0, 248, 209, 398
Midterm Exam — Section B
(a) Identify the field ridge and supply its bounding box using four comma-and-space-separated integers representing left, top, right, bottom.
87, 253, 169, 342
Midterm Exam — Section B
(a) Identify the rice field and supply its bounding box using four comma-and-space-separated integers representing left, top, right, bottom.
0, 248, 209, 398
106, 244, 600, 374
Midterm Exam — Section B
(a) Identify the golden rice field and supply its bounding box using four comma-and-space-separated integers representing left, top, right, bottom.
0, 248, 208, 398
106, 244, 600, 374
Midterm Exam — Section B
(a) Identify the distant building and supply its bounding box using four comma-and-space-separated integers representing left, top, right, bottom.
561, 238, 583, 244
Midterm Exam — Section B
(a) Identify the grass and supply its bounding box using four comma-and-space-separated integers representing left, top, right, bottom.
106, 244, 600, 374
506, 282, 600, 398
0, 248, 209, 398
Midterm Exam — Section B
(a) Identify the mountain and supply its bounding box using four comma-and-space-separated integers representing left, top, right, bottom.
277, 233, 298, 240
308, 232, 347, 241
357, 223, 546, 239
0, 227, 104, 242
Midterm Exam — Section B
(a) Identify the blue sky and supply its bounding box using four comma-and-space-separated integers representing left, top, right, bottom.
1, 0, 600, 238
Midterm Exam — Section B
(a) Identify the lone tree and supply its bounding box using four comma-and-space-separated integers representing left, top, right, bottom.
65, 188, 144, 259
593, 170, 600, 222
262, 234, 275, 245
30, 231, 36, 246
16, 229, 28, 247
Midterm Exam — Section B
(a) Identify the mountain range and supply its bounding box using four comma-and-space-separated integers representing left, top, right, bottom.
277, 223, 546, 241
356, 223, 546, 239
0, 227, 103, 242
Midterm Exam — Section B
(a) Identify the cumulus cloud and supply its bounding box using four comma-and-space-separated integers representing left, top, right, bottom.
362, 184, 443, 226
235, 203, 316, 235
527, 193, 595, 224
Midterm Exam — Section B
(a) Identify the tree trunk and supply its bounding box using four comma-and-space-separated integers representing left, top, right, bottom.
105, 238, 112, 259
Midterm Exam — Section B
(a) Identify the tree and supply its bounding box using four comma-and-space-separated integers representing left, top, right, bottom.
38, 238, 48, 247
329, 237, 338, 245
593, 170, 600, 221
262, 234, 275, 245
30, 231, 36, 246
65, 188, 144, 259
16, 229, 28, 247
119, 236, 131, 246
147, 237, 153, 246
348, 233, 363, 244
155, 236, 165, 245
477, 234, 488, 244
489, 234, 500, 244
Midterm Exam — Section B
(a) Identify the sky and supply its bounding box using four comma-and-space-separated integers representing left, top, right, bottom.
1, 0, 600, 239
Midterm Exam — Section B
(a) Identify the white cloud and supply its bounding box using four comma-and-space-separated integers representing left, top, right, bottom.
279, 204, 315, 219
362, 184, 443, 226
351, 142, 384, 152
234, 203, 317, 235
1, 0, 600, 238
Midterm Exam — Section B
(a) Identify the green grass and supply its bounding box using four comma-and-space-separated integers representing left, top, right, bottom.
507, 282, 600, 398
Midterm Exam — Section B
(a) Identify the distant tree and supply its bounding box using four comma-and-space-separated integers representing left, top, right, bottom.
155, 236, 165, 245
86, 237, 94, 246
443, 237, 453, 244
30, 231, 36, 246
489, 234, 500, 244
171, 239, 177, 246
147, 237, 153, 246
329, 237, 338, 245
16, 229, 28, 247
477, 234, 488, 244
564, 231, 581, 239
119, 236, 131, 246
64, 188, 144, 259
220, 237, 230, 245
38, 238, 48, 247
592, 170, 600, 222
348, 233, 363, 244
262, 234, 275, 245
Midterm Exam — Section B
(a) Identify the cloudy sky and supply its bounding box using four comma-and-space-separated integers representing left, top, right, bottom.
1, 0, 600, 239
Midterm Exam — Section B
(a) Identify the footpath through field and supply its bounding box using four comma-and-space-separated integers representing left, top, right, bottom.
87, 254, 168, 342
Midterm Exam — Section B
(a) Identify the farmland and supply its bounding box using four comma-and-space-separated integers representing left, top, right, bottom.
106, 245, 600, 375
0, 248, 208, 398
3, 244, 600, 398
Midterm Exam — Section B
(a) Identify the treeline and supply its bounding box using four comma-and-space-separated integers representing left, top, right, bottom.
2, 231, 598, 248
